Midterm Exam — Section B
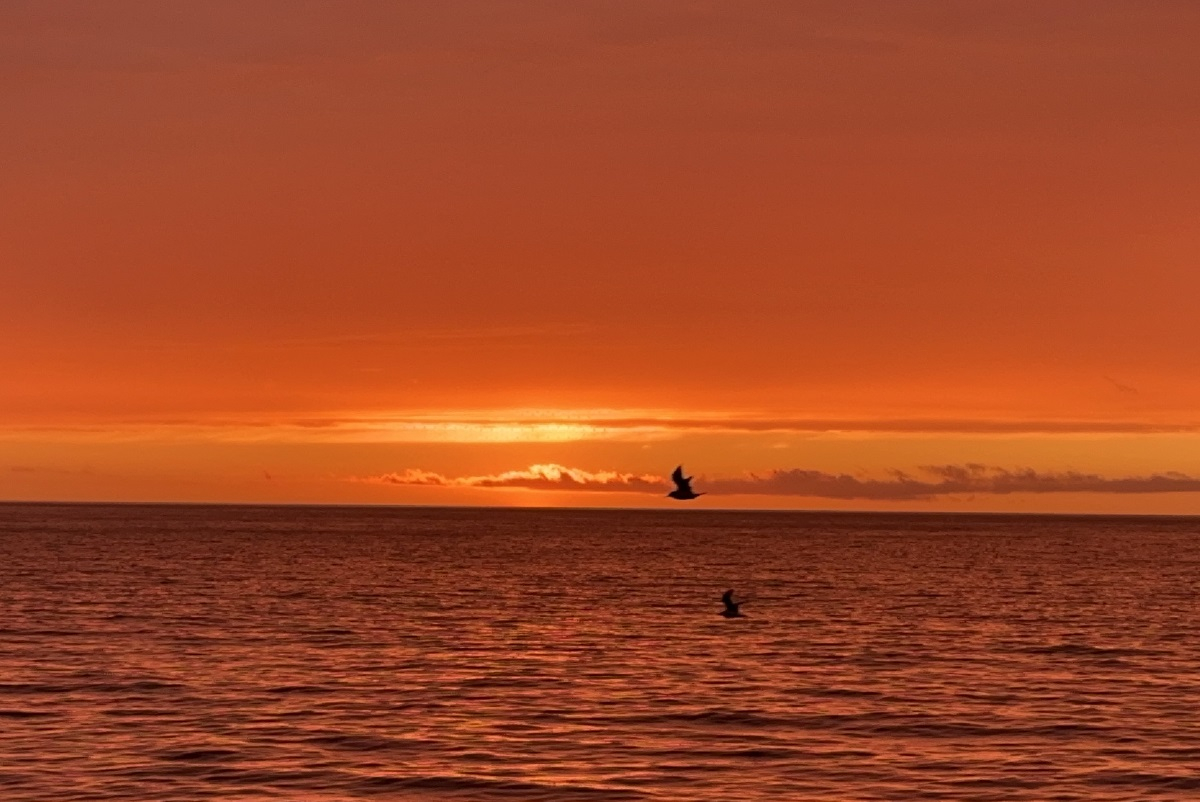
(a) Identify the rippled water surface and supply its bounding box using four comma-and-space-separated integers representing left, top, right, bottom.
3, 503, 1200, 800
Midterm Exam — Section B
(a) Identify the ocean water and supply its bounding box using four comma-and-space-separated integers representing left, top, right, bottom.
2, 504, 1200, 801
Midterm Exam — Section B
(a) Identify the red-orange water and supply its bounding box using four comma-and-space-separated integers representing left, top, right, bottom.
2, 504, 1199, 800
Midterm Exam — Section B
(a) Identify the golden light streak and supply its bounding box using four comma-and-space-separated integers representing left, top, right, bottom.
2, 408, 1198, 445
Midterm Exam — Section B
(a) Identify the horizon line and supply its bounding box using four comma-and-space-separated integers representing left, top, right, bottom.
3, 497, 1198, 521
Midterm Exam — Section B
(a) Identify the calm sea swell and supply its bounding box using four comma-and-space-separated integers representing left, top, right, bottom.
1, 503, 1199, 800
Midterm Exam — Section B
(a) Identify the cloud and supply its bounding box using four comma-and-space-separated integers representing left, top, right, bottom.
6, 411, 1199, 446
709, 465, 1200, 500
360, 463, 1200, 500
367, 464, 665, 492
338, 413, 1200, 438
580, 417, 1193, 435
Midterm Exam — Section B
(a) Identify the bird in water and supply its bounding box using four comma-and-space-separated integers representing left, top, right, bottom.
720, 589, 746, 618
667, 465, 704, 500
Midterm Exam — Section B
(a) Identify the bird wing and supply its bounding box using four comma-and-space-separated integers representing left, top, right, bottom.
670, 465, 687, 488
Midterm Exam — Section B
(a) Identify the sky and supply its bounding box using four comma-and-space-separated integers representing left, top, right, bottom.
3, 1, 1199, 512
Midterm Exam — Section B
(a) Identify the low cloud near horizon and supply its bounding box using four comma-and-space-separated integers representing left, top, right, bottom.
359, 464, 1200, 501
366, 464, 665, 492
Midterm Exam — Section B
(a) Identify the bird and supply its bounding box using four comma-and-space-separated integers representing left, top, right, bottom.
667, 465, 704, 500
720, 589, 745, 618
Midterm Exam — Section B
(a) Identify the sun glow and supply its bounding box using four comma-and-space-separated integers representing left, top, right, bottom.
4, 406, 1200, 448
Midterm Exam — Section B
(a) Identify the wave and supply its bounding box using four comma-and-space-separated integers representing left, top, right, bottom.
357, 774, 649, 800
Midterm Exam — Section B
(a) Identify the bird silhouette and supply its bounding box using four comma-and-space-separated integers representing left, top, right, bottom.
720, 589, 745, 618
667, 465, 704, 500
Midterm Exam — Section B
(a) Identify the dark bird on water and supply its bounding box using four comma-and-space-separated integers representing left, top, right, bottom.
720, 589, 745, 618
667, 465, 704, 500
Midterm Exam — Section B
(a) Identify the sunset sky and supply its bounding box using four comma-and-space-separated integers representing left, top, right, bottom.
3, 1, 1199, 512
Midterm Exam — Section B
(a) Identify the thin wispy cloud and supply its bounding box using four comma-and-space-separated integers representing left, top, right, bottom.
577, 417, 1193, 435
359, 463, 1200, 500
7, 411, 1196, 445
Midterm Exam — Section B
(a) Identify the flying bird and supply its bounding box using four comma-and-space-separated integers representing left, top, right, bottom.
720, 589, 745, 618
667, 465, 704, 500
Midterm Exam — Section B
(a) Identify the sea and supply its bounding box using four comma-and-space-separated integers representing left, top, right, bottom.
2, 503, 1199, 801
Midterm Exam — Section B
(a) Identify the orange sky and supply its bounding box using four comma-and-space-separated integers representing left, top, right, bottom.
3, 2, 1199, 512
